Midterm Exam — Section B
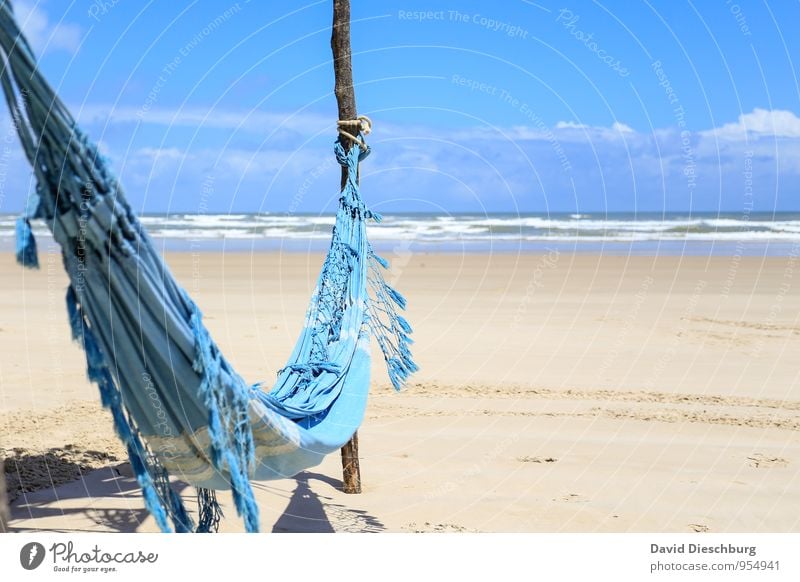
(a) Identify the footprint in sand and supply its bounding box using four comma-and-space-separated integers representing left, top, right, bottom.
554, 493, 588, 503
518, 456, 557, 463
404, 521, 476, 533
747, 453, 789, 468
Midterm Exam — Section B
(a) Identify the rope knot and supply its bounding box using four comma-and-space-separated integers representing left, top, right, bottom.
334, 137, 370, 167
336, 115, 372, 149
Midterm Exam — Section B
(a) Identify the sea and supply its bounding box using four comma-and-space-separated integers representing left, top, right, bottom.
2, 212, 799, 256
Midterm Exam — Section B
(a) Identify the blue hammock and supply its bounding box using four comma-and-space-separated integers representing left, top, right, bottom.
0, 2, 415, 533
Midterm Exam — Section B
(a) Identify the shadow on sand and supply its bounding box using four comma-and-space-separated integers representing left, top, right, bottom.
271, 471, 384, 533
6, 460, 384, 533
7, 463, 154, 533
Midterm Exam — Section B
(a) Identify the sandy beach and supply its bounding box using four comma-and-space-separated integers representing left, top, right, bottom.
2, 248, 799, 533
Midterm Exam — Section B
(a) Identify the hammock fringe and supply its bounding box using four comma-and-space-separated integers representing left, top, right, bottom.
15, 217, 38, 268
189, 305, 259, 533
196, 488, 224, 533
66, 286, 195, 532
366, 249, 419, 391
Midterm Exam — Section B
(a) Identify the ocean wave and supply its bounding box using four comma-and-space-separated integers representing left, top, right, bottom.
2, 213, 800, 246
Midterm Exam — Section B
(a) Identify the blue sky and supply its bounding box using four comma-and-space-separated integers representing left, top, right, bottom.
1, 0, 799, 214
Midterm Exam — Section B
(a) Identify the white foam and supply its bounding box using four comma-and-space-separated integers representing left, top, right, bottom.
4, 213, 800, 246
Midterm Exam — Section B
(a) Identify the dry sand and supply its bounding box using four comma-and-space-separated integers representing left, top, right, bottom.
2, 248, 799, 532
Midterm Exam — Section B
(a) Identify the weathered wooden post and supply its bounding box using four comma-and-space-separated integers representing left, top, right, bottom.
331, 0, 362, 494
0, 453, 9, 532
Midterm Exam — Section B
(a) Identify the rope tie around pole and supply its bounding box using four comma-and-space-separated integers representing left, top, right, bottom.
337, 115, 372, 149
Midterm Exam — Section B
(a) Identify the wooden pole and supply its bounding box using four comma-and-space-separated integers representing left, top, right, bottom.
0, 454, 9, 532
332, 0, 362, 495
331, 0, 357, 181
340, 431, 361, 494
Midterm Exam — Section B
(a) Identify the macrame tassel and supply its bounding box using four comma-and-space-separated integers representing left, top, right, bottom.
366, 248, 418, 391
196, 488, 224, 533
190, 304, 259, 533
65, 286, 84, 341
15, 217, 38, 268
120, 429, 171, 532
365, 209, 382, 222
385, 285, 407, 309
397, 316, 413, 335
166, 487, 194, 533
371, 253, 389, 269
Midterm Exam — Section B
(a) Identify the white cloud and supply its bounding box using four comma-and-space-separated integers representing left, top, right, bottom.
136, 147, 186, 161
554, 120, 633, 134
446, 120, 638, 144
553, 120, 635, 140
555, 121, 589, 130
612, 121, 634, 134
15, 1, 81, 55
704, 108, 800, 139
76, 102, 646, 150
125, 145, 327, 180
76, 104, 332, 136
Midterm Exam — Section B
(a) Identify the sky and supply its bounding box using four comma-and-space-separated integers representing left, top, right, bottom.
0, 0, 799, 215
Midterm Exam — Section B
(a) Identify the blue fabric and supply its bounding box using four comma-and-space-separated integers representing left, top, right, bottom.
15, 217, 38, 268
0, 1, 415, 533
